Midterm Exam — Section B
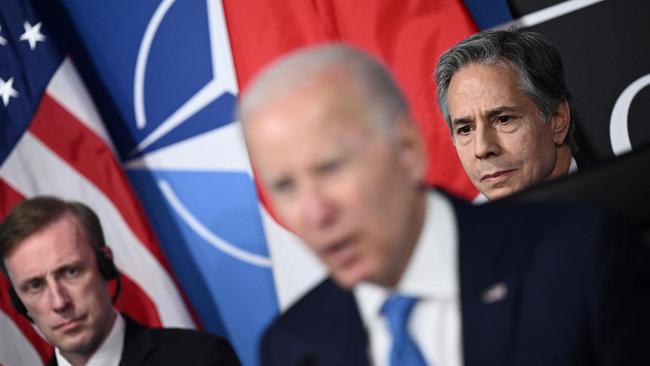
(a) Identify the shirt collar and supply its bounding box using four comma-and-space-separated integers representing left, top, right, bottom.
354, 190, 458, 320
55, 312, 125, 366
569, 156, 578, 174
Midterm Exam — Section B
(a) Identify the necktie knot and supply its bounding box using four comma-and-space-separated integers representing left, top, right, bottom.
381, 294, 417, 338
381, 294, 428, 366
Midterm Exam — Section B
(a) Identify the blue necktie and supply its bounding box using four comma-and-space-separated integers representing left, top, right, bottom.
381, 294, 428, 366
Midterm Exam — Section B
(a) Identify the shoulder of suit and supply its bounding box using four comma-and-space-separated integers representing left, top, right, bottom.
261, 278, 368, 365
277, 278, 355, 320
264, 278, 361, 340
121, 313, 239, 361
148, 325, 228, 344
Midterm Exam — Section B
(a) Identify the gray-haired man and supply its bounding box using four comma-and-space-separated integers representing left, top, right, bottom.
435, 30, 578, 200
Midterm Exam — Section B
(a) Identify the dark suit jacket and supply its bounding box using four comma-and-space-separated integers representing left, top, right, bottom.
48, 314, 240, 366
261, 194, 650, 366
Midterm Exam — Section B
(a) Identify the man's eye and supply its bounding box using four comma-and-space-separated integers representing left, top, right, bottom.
64, 267, 80, 278
456, 125, 472, 135
272, 179, 294, 195
25, 281, 44, 294
318, 159, 342, 176
497, 115, 511, 123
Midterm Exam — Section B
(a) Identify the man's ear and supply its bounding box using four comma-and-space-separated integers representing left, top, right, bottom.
394, 115, 427, 184
99, 246, 114, 261
551, 100, 571, 146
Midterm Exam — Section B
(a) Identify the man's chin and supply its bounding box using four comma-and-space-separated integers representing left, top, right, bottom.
56, 331, 96, 356
481, 185, 518, 200
330, 267, 370, 289
331, 274, 359, 289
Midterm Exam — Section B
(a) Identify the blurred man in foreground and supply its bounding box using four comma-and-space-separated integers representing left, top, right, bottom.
240, 44, 648, 366
435, 30, 581, 201
0, 196, 240, 366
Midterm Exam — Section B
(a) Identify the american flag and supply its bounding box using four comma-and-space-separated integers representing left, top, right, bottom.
0, 0, 196, 364
0, 1, 478, 365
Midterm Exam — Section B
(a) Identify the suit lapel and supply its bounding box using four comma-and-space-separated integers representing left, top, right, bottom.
119, 315, 156, 366
46, 356, 58, 366
451, 198, 522, 366
306, 280, 370, 366
276, 279, 370, 366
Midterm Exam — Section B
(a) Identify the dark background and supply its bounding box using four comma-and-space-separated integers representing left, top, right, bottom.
465, 0, 650, 161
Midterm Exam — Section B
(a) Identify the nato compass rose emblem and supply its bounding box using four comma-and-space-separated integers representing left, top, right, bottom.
124, 0, 272, 270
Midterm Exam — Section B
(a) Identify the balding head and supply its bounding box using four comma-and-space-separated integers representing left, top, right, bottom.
239, 44, 409, 136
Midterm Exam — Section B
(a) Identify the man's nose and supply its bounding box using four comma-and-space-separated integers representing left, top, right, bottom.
48, 280, 72, 313
300, 183, 337, 230
474, 124, 501, 159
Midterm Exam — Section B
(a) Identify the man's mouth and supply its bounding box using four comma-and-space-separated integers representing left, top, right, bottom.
320, 235, 358, 268
480, 169, 517, 184
54, 315, 85, 332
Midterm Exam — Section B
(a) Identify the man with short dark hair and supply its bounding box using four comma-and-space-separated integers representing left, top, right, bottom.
435, 30, 579, 201
241, 43, 649, 366
0, 196, 240, 366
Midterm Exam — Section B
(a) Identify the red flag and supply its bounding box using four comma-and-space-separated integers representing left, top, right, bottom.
225, 0, 478, 199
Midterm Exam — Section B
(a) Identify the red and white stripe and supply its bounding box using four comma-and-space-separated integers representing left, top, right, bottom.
0, 58, 195, 365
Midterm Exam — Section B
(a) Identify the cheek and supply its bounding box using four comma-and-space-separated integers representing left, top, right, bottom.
358, 179, 404, 240
454, 144, 480, 177
519, 127, 554, 164
27, 299, 51, 323
273, 200, 298, 229
81, 276, 110, 307
455, 145, 473, 164
332, 166, 376, 210
452, 138, 473, 157
501, 129, 533, 162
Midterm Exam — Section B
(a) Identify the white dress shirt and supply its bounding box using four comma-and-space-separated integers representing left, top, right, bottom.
55, 312, 125, 366
354, 191, 462, 366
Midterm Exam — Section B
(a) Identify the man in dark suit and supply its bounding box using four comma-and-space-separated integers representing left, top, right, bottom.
239, 44, 649, 365
0, 196, 239, 366
435, 30, 590, 201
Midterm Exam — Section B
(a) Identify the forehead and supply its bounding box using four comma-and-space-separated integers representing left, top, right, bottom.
244, 83, 375, 172
447, 63, 524, 109
4, 215, 93, 280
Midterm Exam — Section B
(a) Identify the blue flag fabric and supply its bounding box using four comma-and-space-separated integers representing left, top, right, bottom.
55, 1, 278, 365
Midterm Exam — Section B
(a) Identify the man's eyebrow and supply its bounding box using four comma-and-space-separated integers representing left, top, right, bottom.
17, 274, 44, 289
452, 105, 521, 128
54, 260, 83, 275
311, 154, 345, 174
485, 106, 518, 119
17, 259, 84, 287
451, 116, 473, 126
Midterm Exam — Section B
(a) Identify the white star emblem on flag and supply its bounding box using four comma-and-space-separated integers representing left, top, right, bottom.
0, 77, 19, 107
20, 21, 46, 50
0, 26, 7, 46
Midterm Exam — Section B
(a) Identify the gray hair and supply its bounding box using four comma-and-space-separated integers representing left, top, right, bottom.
434, 30, 575, 149
238, 43, 408, 134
